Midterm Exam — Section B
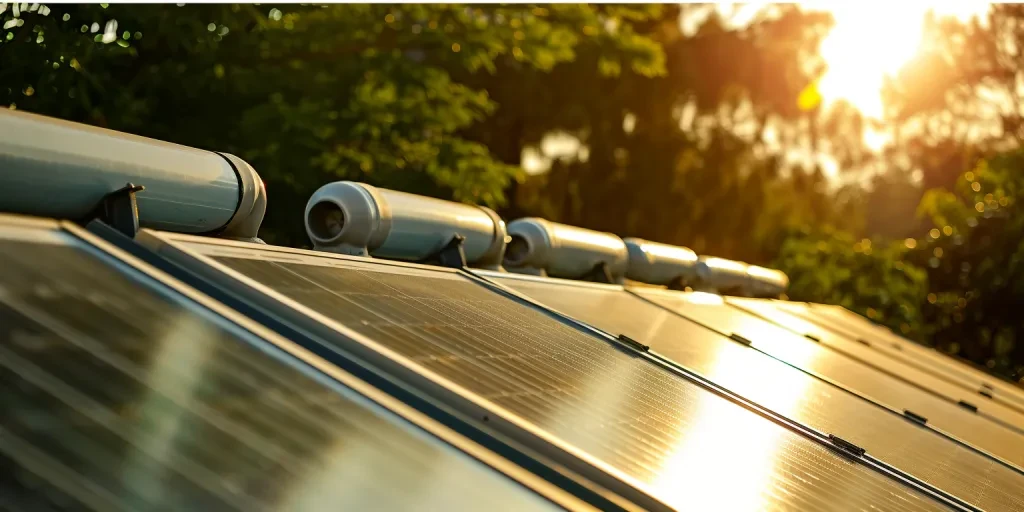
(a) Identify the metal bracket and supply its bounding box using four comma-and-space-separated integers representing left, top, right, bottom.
903, 410, 928, 425
423, 233, 468, 269
666, 275, 690, 291
957, 400, 979, 413
729, 333, 753, 346
828, 434, 866, 458
84, 182, 145, 238
579, 261, 615, 284
616, 334, 649, 353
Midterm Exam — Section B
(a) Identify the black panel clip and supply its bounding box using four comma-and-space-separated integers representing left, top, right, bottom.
86, 182, 145, 238
856, 338, 871, 347
903, 410, 928, 425
804, 334, 820, 343
957, 400, 979, 413
979, 388, 994, 399
827, 434, 866, 458
616, 334, 649, 353
425, 233, 468, 269
729, 333, 753, 346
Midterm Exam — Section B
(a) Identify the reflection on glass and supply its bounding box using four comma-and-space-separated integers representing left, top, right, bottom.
650, 335, 811, 510
682, 291, 725, 306
121, 314, 214, 508
0, 237, 559, 512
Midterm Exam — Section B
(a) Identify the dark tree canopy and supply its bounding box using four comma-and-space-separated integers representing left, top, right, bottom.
1, 4, 664, 245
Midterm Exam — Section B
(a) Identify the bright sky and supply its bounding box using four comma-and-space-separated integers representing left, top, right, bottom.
811, 2, 990, 119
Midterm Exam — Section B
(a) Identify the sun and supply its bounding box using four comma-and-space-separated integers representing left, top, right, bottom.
810, 2, 989, 119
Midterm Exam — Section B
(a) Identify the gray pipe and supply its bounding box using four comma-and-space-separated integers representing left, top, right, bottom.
693, 256, 750, 293
504, 218, 628, 281
0, 109, 265, 240
304, 181, 507, 268
624, 238, 698, 286
747, 265, 789, 298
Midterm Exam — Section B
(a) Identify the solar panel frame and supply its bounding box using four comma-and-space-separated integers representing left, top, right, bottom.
496, 272, 1024, 465
631, 287, 1024, 468
123, 228, 973, 511
6, 216, 596, 512
727, 297, 1024, 434
478, 272, 1024, 509
786, 301, 1024, 409
112, 226, 667, 512
752, 298, 1024, 414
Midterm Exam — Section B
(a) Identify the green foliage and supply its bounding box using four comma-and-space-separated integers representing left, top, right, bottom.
779, 147, 1024, 380
911, 149, 1024, 377
771, 228, 928, 340
494, 5, 847, 263
1, 3, 664, 245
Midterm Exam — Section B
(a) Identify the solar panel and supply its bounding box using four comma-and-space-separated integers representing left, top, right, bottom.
727, 297, 1024, 432
0, 221, 565, 512
494, 274, 1024, 511
631, 287, 1024, 472
781, 301, 1024, 410
151, 235, 954, 512
755, 299, 1024, 414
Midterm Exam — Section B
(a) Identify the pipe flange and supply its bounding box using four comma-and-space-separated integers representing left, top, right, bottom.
217, 152, 266, 241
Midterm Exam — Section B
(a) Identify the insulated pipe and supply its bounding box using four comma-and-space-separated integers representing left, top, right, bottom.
0, 109, 265, 240
623, 238, 698, 287
304, 181, 508, 269
503, 218, 628, 282
692, 256, 750, 294
746, 265, 789, 298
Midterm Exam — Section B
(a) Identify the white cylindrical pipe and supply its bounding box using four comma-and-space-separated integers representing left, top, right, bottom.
304, 181, 507, 268
693, 256, 750, 294
503, 218, 628, 281
746, 265, 789, 298
624, 238, 698, 286
0, 109, 265, 239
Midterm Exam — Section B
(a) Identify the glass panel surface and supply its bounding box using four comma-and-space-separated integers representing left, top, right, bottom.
0, 232, 560, 512
501, 278, 1024, 511
202, 249, 949, 512
729, 298, 1024, 430
786, 302, 1024, 410
632, 287, 1024, 471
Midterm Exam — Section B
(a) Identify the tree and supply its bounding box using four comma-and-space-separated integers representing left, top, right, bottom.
771, 227, 928, 340
913, 148, 1024, 379
479, 5, 853, 264
1, 4, 664, 245
881, 6, 1023, 192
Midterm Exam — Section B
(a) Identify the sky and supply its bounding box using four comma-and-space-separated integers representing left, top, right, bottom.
523, 2, 992, 176
811, 2, 990, 119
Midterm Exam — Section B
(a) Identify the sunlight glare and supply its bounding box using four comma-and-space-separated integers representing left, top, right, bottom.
811, 2, 989, 119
